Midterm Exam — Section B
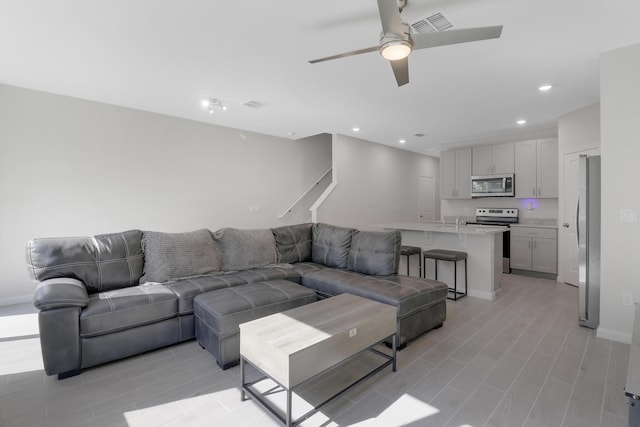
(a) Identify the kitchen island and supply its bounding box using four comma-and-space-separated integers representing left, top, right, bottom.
373, 222, 508, 300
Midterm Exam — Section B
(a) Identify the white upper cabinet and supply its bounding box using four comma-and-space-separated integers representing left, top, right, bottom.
472, 142, 514, 175
440, 148, 472, 199
515, 138, 558, 198
537, 138, 559, 198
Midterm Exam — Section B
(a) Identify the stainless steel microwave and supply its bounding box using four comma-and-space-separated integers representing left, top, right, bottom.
471, 174, 515, 197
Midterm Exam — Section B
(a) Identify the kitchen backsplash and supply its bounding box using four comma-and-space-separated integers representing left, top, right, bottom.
441, 197, 559, 221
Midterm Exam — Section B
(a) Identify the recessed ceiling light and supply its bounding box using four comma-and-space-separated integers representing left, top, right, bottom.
516, 119, 527, 125
538, 84, 552, 91
352, 127, 361, 132
399, 139, 406, 144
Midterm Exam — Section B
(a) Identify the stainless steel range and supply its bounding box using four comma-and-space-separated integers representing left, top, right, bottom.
467, 208, 518, 273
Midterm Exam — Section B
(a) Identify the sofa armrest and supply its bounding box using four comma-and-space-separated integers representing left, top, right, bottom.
33, 278, 88, 311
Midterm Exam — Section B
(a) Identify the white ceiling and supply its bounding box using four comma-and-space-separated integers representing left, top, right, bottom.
2, 0, 640, 155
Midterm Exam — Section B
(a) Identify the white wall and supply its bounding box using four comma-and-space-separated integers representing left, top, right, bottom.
317, 134, 440, 230
0, 84, 331, 304
599, 42, 640, 343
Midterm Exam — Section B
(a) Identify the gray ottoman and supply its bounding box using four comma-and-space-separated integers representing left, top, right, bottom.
193, 279, 317, 369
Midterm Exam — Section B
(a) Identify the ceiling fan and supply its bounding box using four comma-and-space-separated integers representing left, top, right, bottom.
309, 0, 503, 87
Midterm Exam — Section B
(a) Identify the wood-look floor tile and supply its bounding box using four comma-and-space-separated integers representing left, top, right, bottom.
483, 353, 528, 392
579, 335, 611, 382
528, 378, 574, 426
410, 358, 466, 401
517, 352, 555, 389
548, 349, 583, 385
486, 380, 539, 427
444, 383, 504, 427
566, 375, 605, 425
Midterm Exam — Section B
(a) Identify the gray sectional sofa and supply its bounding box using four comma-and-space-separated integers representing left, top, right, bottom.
26, 223, 448, 379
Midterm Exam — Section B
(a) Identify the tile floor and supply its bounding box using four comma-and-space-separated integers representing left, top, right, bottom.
0, 274, 631, 427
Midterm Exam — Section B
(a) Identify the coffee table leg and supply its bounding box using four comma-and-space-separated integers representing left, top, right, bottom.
240, 357, 246, 401
286, 389, 292, 427
392, 334, 397, 372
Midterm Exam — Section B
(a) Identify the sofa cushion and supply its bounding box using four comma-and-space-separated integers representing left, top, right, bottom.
193, 280, 317, 337
140, 229, 220, 283
231, 266, 302, 285
300, 269, 447, 319
213, 228, 278, 271
26, 230, 144, 294
347, 230, 401, 275
271, 223, 313, 263
162, 274, 245, 316
311, 223, 355, 268
80, 283, 177, 338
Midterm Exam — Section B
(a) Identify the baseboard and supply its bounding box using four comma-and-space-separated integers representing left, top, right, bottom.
0, 294, 33, 307
597, 326, 632, 344
510, 269, 558, 281
467, 289, 497, 301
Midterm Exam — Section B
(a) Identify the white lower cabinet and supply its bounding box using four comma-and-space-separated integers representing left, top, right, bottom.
510, 227, 557, 274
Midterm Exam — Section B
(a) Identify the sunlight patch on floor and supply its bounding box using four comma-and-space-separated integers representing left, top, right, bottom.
0, 312, 38, 339
375, 393, 440, 426
0, 338, 43, 375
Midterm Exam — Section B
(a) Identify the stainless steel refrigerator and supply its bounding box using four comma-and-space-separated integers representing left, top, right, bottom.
578, 155, 601, 329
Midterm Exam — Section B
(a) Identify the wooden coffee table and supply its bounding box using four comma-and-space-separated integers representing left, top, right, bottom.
239, 293, 397, 426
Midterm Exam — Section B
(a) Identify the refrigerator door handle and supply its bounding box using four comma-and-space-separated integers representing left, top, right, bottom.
576, 192, 580, 252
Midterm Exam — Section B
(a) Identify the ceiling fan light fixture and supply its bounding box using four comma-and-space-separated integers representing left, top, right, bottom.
380, 40, 412, 61
202, 97, 227, 113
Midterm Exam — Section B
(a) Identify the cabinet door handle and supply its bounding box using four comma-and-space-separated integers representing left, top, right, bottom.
533, 188, 536, 196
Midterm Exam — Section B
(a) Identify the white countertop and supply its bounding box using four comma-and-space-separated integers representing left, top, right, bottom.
373, 222, 508, 235
511, 219, 558, 229
510, 223, 558, 229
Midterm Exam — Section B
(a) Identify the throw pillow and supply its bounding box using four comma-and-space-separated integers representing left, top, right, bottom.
347, 230, 401, 276
311, 223, 355, 269
140, 229, 220, 283
271, 223, 313, 263
213, 228, 278, 271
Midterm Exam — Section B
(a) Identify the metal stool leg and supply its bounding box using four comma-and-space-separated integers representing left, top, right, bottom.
464, 258, 468, 297
452, 260, 458, 301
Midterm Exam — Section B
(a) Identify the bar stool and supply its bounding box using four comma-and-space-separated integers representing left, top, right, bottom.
423, 249, 467, 301
400, 245, 422, 277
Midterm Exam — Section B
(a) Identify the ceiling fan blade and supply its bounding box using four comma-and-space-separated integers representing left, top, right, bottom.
390, 57, 409, 87
309, 46, 379, 64
377, 0, 404, 35
412, 25, 503, 50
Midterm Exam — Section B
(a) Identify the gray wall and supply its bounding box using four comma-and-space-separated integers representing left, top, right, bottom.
599, 42, 640, 343
0, 84, 331, 304
318, 134, 440, 229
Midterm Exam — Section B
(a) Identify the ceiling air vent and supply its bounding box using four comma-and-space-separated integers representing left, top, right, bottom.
410, 12, 453, 34
242, 100, 266, 109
